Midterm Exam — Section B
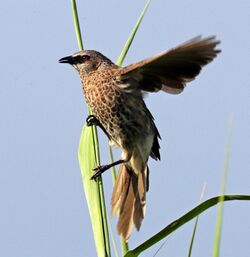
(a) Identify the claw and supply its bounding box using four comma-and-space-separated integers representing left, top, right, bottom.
90, 159, 126, 180
90, 165, 109, 180
85, 115, 111, 140
86, 115, 99, 127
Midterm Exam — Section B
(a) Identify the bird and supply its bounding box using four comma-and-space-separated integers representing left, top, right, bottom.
59, 36, 220, 240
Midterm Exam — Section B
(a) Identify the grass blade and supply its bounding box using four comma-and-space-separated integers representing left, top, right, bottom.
124, 194, 250, 257
107, 213, 120, 257
78, 126, 109, 257
71, 1, 110, 256
152, 236, 170, 257
213, 117, 233, 257
116, 0, 151, 66
71, 0, 83, 50
187, 184, 206, 257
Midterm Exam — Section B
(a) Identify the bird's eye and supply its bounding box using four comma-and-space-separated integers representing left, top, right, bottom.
82, 55, 90, 62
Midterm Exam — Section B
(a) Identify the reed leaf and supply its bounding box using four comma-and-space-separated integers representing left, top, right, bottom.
213, 117, 233, 257
78, 126, 110, 257
187, 184, 206, 257
116, 0, 151, 66
124, 195, 250, 257
71, 0, 110, 256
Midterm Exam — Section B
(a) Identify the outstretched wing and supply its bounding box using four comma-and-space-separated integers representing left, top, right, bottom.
119, 36, 220, 94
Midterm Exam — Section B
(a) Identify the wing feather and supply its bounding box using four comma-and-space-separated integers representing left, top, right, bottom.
120, 36, 220, 94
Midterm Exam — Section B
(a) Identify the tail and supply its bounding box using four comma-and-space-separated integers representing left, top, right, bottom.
111, 163, 147, 240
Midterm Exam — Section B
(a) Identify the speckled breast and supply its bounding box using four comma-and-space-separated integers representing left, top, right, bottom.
82, 69, 153, 148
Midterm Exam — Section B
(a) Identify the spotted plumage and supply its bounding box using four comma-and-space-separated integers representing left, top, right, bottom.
59, 36, 220, 240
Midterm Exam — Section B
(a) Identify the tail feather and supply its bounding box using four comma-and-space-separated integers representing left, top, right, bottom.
111, 164, 131, 216
133, 170, 146, 230
111, 163, 147, 240
117, 177, 135, 239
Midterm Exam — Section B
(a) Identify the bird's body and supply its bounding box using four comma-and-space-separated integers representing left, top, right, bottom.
59, 36, 220, 240
82, 67, 158, 158
81, 65, 160, 237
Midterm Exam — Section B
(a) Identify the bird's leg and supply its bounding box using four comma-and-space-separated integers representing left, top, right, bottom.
86, 115, 111, 140
91, 159, 126, 180
86, 115, 126, 180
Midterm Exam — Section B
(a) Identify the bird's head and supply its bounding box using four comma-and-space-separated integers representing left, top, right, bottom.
59, 50, 115, 76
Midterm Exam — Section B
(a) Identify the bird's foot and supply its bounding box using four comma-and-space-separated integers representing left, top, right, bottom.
86, 115, 111, 140
90, 159, 126, 180
91, 165, 110, 180
86, 115, 100, 127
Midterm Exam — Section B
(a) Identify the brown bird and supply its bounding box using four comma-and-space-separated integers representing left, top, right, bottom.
59, 36, 220, 240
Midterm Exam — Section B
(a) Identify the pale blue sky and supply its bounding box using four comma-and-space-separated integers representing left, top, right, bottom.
0, 1, 250, 257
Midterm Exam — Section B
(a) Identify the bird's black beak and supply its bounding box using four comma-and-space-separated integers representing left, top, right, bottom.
59, 55, 74, 64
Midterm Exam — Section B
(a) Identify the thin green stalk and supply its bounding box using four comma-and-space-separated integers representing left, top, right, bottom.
213, 117, 233, 257
107, 214, 119, 257
121, 237, 129, 257
93, 128, 111, 256
116, 0, 151, 66
90, 112, 110, 254
91, 119, 110, 251
125, 195, 250, 257
72, 0, 110, 256
187, 184, 206, 257
152, 237, 170, 257
109, 145, 117, 184
71, 0, 83, 50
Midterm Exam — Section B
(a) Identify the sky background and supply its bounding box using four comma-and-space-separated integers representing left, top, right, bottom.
0, 0, 250, 257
